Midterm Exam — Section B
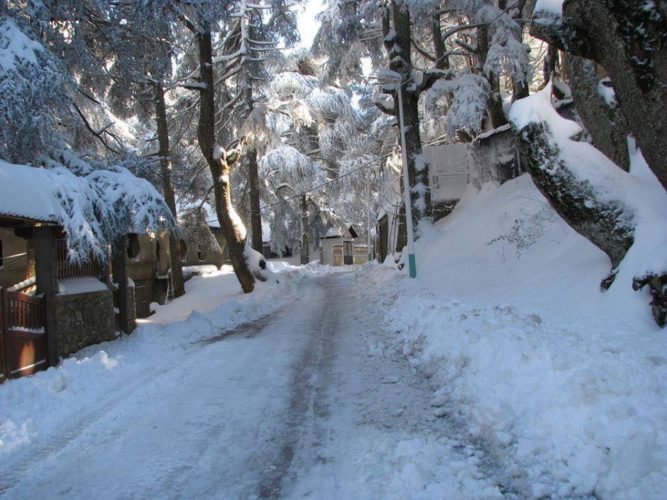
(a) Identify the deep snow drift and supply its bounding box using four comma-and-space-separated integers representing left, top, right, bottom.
371, 171, 667, 498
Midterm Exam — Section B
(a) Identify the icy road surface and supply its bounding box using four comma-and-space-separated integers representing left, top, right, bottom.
0, 272, 509, 499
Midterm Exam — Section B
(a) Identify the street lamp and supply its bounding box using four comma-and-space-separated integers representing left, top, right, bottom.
382, 71, 416, 278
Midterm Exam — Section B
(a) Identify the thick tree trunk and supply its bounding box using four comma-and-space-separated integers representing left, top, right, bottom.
432, 13, 449, 70
247, 149, 263, 253
531, 0, 667, 189
241, 45, 263, 254
197, 29, 255, 293
383, 3, 432, 229
563, 55, 630, 171
154, 82, 185, 298
515, 121, 634, 271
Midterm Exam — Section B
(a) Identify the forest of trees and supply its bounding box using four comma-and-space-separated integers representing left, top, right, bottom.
1, 0, 665, 324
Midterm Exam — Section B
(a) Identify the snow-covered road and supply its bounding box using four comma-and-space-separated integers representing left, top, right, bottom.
0, 271, 507, 499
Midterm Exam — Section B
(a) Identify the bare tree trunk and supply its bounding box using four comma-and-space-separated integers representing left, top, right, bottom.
563, 55, 631, 171
432, 12, 449, 70
154, 81, 185, 298
531, 0, 667, 189
242, 40, 263, 254
247, 149, 263, 253
196, 28, 255, 293
382, 2, 432, 229
477, 24, 508, 128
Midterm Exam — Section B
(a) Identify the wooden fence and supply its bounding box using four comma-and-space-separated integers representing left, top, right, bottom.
0, 285, 48, 382
56, 238, 103, 280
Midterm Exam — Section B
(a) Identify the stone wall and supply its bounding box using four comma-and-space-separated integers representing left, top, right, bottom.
52, 289, 116, 358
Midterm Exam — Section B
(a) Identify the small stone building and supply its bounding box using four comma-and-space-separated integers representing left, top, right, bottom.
126, 232, 171, 318
319, 225, 369, 266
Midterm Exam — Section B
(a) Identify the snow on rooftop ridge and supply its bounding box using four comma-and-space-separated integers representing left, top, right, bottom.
324, 227, 341, 238
475, 123, 512, 142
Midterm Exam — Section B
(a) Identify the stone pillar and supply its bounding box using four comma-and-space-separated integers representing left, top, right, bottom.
33, 225, 59, 367
112, 237, 136, 334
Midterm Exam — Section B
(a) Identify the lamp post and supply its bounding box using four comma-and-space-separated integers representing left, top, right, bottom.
393, 76, 417, 278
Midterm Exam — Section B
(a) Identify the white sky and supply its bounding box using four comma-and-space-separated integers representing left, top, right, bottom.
296, 0, 325, 49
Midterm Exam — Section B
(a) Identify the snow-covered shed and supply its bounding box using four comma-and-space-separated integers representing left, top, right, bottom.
319, 225, 369, 266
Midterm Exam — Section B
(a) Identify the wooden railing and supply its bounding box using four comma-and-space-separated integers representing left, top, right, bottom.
4, 290, 45, 332
1, 286, 47, 382
56, 239, 103, 280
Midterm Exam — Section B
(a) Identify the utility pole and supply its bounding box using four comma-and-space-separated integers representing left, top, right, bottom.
396, 80, 417, 278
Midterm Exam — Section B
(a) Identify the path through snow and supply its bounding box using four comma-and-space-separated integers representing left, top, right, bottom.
1, 271, 513, 499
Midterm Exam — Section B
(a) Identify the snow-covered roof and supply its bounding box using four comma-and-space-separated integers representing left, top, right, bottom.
322, 224, 358, 240
0, 159, 173, 263
0, 159, 62, 223
324, 227, 341, 238
474, 123, 512, 142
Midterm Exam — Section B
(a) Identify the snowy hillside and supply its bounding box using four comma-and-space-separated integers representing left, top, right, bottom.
369, 173, 667, 498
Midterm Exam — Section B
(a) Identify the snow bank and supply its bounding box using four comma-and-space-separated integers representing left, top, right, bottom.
369, 174, 667, 497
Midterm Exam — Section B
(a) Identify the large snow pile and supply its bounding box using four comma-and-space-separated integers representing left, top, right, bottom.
368, 172, 667, 497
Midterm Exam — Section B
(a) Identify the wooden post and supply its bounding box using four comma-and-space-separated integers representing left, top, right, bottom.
0, 286, 7, 382
112, 237, 134, 334
33, 225, 59, 367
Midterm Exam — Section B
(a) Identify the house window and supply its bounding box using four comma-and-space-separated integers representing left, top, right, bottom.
197, 249, 205, 262
179, 240, 187, 261
127, 234, 140, 260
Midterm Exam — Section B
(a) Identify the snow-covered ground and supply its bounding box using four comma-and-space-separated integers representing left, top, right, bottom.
370, 173, 667, 498
1, 265, 508, 499
1, 173, 666, 498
